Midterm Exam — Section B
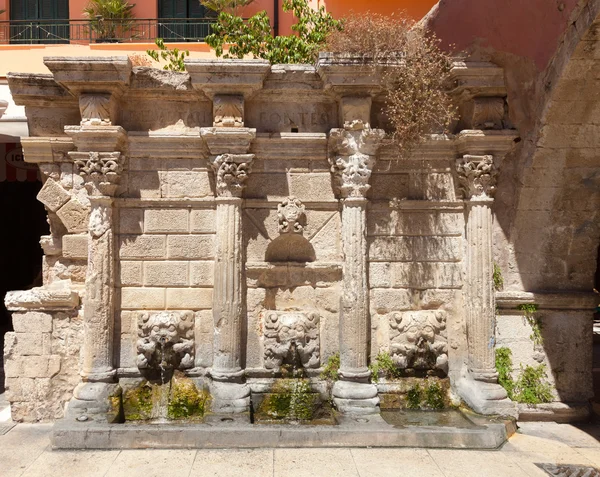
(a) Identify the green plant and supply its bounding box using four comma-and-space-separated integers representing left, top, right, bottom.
517, 303, 543, 346
324, 12, 457, 157
83, 0, 136, 41
320, 353, 340, 382
406, 384, 423, 410
512, 364, 554, 405
147, 38, 190, 72
201, 0, 255, 15
424, 381, 445, 410
495, 347, 515, 399
369, 351, 402, 383
205, 0, 342, 63
495, 346, 553, 404
493, 262, 504, 291
262, 379, 315, 420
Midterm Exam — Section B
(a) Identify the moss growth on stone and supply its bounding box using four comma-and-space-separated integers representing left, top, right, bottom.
320, 353, 340, 382
259, 379, 316, 421
406, 384, 423, 409
123, 384, 153, 421
167, 380, 209, 420
424, 381, 445, 410
369, 351, 402, 383
493, 262, 504, 291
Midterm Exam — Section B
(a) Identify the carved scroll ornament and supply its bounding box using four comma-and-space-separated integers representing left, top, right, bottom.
455, 155, 497, 200
263, 311, 320, 370
389, 310, 448, 373
278, 197, 306, 234
136, 311, 195, 371
79, 93, 111, 126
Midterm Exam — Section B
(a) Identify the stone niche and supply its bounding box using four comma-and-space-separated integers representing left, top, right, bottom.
4, 55, 536, 424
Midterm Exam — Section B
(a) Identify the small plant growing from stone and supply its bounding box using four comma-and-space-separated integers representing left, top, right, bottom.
320, 352, 340, 382
147, 38, 190, 72
168, 380, 210, 419
424, 381, 445, 410
493, 262, 504, 291
369, 351, 402, 383
495, 347, 515, 399
406, 384, 423, 410
517, 303, 543, 346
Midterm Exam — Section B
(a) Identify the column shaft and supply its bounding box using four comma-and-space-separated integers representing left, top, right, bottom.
81, 197, 116, 382
213, 198, 243, 374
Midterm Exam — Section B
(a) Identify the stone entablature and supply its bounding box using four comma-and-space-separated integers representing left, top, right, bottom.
5, 56, 525, 422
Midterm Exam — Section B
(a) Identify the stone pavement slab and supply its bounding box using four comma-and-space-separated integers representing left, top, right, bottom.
273, 449, 359, 477
190, 449, 273, 477
350, 448, 445, 477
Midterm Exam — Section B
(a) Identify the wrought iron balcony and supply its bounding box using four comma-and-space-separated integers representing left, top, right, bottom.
0, 18, 215, 44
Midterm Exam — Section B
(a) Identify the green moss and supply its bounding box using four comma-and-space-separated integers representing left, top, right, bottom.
320, 353, 340, 382
260, 379, 316, 421
495, 346, 553, 405
369, 351, 402, 383
167, 380, 209, 420
493, 262, 504, 291
123, 384, 154, 421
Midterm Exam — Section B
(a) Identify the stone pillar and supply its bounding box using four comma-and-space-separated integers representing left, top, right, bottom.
456, 155, 516, 416
209, 152, 254, 414
329, 127, 384, 414
67, 150, 123, 421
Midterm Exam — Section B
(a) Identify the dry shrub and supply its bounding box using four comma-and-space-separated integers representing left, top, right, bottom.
128, 53, 153, 67
325, 13, 457, 157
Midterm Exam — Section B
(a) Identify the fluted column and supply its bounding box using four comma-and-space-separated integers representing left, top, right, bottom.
456, 155, 516, 416
329, 127, 384, 414
210, 153, 254, 414
67, 151, 123, 421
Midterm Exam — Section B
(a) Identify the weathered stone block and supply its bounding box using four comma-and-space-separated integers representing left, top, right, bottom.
369, 237, 462, 262
22, 355, 61, 378
144, 209, 189, 233
190, 209, 216, 233
367, 211, 462, 237
62, 234, 88, 260
369, 262, 391, 288
194, 309, 213, 368
289, 173, 336, 202
121, 287, 166, 309
167, 235, 214, 259
369, 174, 409, 200
128, 171, 161, 198
119, 208, 143, 234
162, 171, 212, 198
119, 261, 143, 286
370, 289, 412, 314
166, 288, 213, 310
190, 261, 214, 286
119, 235, 166, 259
56, 198, 90, 234
144, 261, 189, 287
11, 332, 45, 356
37, 178, 71, 212
393, 262, 462, 289
11, 312, 53, 333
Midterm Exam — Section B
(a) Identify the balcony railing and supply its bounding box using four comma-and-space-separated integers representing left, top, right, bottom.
0, 18, 215, 44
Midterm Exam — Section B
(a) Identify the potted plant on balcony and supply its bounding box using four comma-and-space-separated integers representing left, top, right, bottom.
83, 0, 136, 43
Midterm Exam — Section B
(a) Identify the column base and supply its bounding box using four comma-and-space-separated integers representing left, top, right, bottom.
332, 381, 380, 415
210, 380, 251, 414
66, 382, 122, 423
457, 377, 517, 418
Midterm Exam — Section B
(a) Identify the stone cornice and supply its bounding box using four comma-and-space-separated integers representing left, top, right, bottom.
201, 127, 256, 155
496, 291, 599, 311
5, 279, 80, 311
20, 137, 74, 163
448, 61, 507, 100
128, 131, 205, 159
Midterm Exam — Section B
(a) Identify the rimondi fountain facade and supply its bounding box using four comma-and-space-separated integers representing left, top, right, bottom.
2, 56, 595, 446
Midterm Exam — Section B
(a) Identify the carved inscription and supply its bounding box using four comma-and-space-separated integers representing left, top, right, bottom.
264, 311, 320, 369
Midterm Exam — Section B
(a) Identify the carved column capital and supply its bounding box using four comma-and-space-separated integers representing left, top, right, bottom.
329, 128, 384, 199
211, 153, 254, 198
455, 154, 497, 201
70, 151, 123, 197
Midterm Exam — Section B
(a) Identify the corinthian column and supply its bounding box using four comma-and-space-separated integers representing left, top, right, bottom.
210, 153, 254, 414
456, 155, 516, 416
67, 151, 123, 421
329, 127, 384, 414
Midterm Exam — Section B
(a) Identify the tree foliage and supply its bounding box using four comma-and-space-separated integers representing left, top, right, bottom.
205, 0, 342, 64
200, 0, 255, 16
83, 0, 136, 40
147, 38, 190, 72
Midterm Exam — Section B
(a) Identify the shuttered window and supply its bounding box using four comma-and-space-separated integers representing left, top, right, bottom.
10, 0, 69, 44
158, 0, 209, 41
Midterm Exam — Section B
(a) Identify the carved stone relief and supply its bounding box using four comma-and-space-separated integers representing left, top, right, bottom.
263, 311, 320, 369
340, 96, 372, 130
389, 310, 448, 373
79, 94, 112, 126
472, 97, 504, 130
136, 311, 195, 371
213, 95, 244, 127
278, 197, 306, 234
455, 154, 497, 200
211, 153, 254, 198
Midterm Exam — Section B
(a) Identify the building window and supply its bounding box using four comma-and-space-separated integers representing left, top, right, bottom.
10, 0, 69, 44
158, 0, 210, 41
